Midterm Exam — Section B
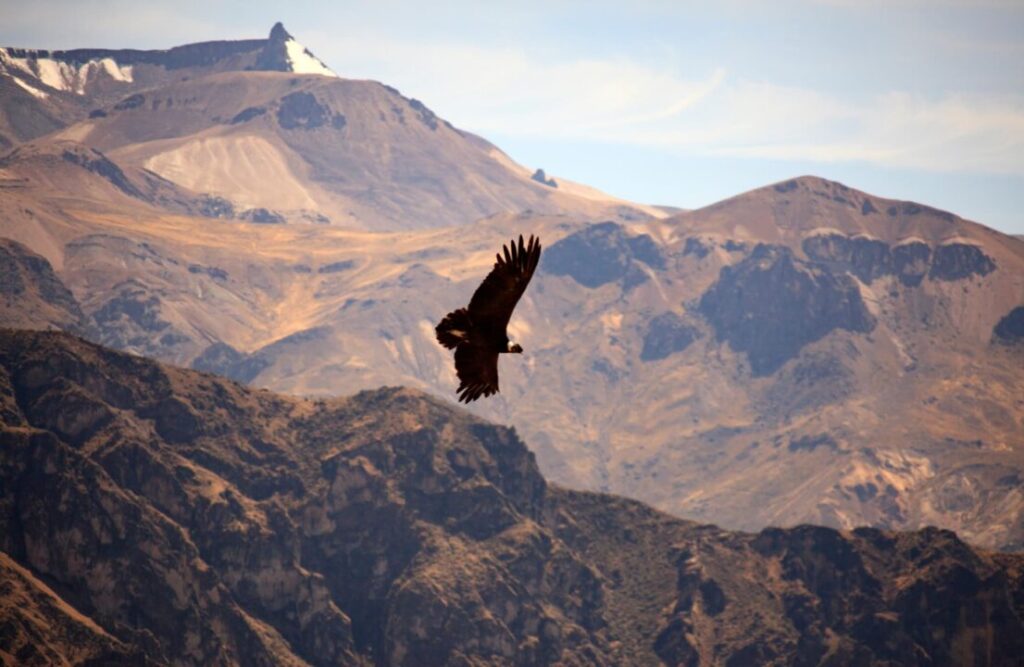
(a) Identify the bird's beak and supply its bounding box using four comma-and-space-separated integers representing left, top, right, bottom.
509, 343, 523, 353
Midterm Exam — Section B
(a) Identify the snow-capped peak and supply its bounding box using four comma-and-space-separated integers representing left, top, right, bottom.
283, 37, 336, 77
257, 23, 338, 78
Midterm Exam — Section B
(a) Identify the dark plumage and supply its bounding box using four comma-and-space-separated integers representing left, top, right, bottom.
436, 234, 542, 403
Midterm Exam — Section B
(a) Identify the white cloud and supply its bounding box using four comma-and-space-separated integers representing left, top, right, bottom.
323, 35, 1024, 176
4, 3, 1020, 177
696, 88, 1024, 174
326, 37, 724, 135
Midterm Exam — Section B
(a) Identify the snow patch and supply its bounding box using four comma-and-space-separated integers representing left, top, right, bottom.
345, 356, 368, 369
0, 49, 34, 77
0, 49, 134, 94
803, 227, 845, 239
850, 232, 881, 241
284, 39, 337, 77
938, 236, 981, 247
507, 317, 532, 340
34, 58, 73, 91
418, 319, 437, 342
98, 57, 133, 83
12, 76, 48, 99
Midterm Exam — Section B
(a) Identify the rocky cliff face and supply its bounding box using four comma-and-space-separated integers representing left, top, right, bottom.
542, 221, 664, 289
802, 231, 997, 286
993, 306, 1024, 345
698, 244, 876, 375
0, 238, 94, 338
0, 330, 611, 665
0, 551, 147, 665
653, 525, 1024, 666
0, 330, 1023, 665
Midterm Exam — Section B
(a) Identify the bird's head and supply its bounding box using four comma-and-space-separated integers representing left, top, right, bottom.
507, 342, 523, 354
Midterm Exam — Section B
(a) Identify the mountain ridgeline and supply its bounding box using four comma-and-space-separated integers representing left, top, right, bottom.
0, 22, 321, 144
1, 329, 1023, 666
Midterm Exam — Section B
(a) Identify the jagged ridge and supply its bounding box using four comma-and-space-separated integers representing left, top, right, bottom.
0, 329, 1022, 665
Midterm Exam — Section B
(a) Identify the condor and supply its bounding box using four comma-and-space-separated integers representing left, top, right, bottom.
436, 234, 542, 403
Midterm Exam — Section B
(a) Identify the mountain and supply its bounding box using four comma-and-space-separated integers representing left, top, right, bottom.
1, 24, 659, 230
0, 22, 328, 147
2, 167, 1023, 551
1, 27, 1022, 554
1, 329, 1022, 665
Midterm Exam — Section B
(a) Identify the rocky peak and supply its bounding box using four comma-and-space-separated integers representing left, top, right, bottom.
0, 22, 334, 104
268, 21, 293, 42
254, 22, 336, 77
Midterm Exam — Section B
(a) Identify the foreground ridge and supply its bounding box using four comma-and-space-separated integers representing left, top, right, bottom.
0, 329, 1022, 665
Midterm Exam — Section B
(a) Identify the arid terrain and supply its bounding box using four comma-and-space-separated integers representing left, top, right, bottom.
1, 329, 1023, 665
2, 23, 1024, 665
3, 143, 1022, 550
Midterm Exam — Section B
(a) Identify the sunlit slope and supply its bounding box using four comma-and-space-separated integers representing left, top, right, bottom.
3, 149, 1023, 551
45, 70, 656, 230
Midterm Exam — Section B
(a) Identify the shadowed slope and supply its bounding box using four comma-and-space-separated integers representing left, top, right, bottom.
0, 329, 1022, 665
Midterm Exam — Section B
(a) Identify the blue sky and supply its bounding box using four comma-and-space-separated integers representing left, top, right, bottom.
3, 1, 1023, 234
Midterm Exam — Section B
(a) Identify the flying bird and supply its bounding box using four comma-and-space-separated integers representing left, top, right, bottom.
436, 234, 542, 403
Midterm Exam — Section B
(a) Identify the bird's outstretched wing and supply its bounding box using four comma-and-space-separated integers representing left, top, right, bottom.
467, 234, 542, 334
455, 344, 499, 403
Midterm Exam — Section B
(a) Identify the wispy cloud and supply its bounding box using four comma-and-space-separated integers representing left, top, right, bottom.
323, 35, 1024, 176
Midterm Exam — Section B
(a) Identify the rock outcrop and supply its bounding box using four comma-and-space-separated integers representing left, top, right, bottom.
654, 525, 1024, 666
0, 238, 95, 338
541, 221, 664, 289
698, 244, 876, 375
803, 232, 997, 285
993, 306, 1024, 345
640, 312, 699, 362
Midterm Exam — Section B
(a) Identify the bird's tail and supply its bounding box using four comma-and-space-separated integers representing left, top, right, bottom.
436, 308, 471, 349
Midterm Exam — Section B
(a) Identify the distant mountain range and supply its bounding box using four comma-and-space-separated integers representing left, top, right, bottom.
2, 22, 1024, 665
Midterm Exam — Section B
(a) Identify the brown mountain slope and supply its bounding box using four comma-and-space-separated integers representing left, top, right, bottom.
54, 70, 655, 229
1, 329, 1022, 666
0, 552, 146, 666
1, 169, 1023, 550
0, 238, 94, 337
3, 25, 657, 230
